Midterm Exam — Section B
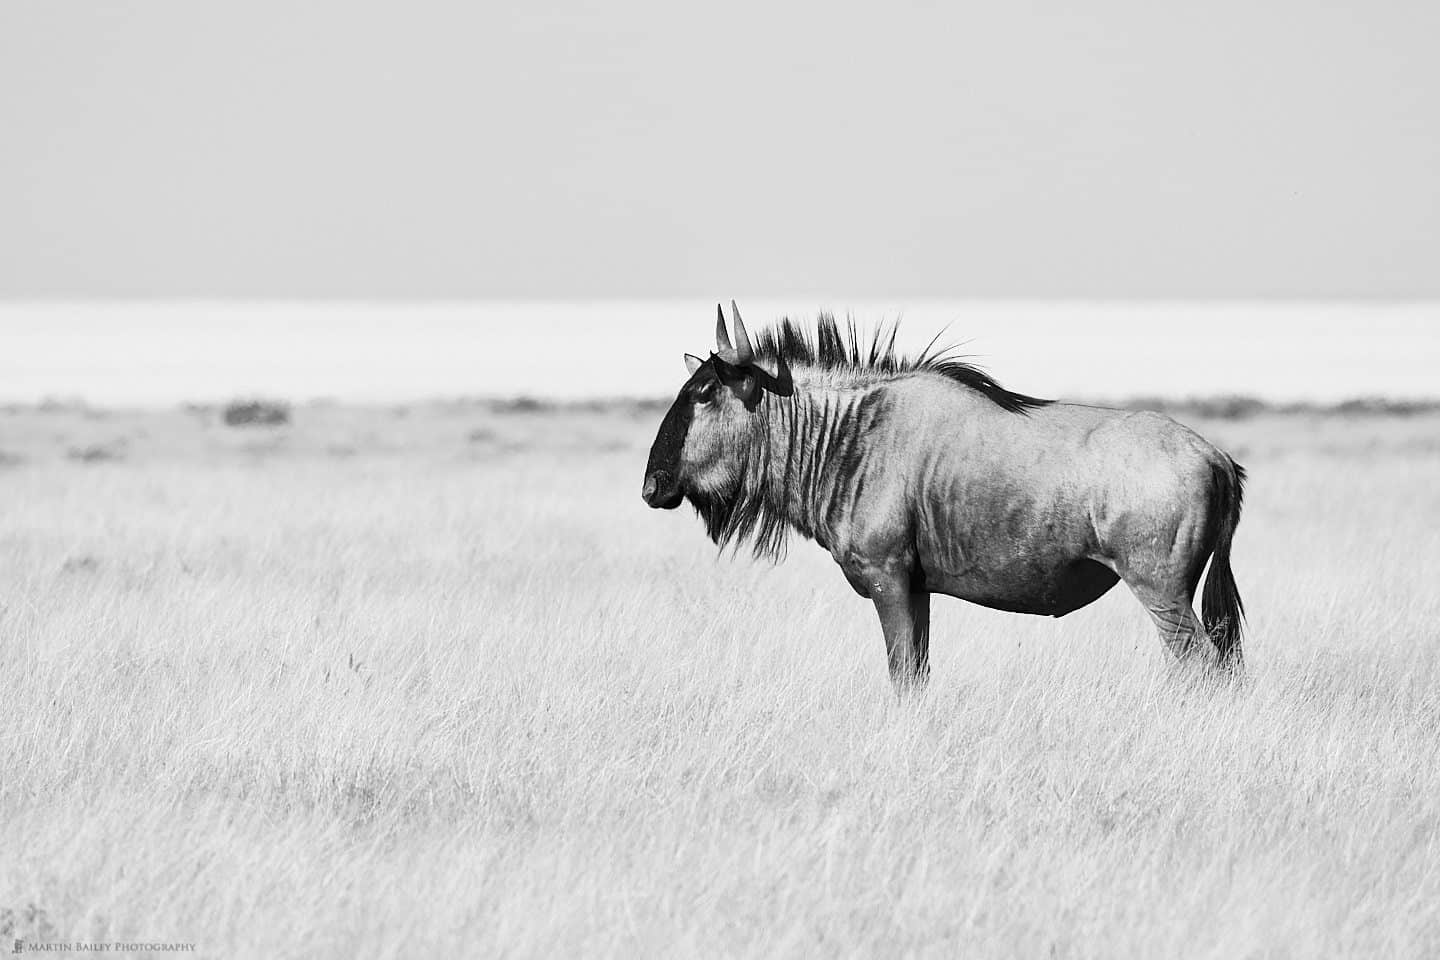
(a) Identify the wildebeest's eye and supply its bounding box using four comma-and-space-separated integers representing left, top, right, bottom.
693, 381, 717, 404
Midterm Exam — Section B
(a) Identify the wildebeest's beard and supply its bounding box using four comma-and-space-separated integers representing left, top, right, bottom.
682, 416, 791, 563
685, 480, 743, 546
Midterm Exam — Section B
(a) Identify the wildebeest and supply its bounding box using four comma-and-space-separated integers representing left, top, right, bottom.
642, 303, 1246, 691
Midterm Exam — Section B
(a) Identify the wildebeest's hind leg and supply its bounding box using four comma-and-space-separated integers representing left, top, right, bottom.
1125, 581, 1212, 666
1120, 461, 1247, 675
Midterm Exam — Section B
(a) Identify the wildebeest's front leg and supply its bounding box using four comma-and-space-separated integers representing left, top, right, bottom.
844, 561, 930, 692
877, 587, 930, 692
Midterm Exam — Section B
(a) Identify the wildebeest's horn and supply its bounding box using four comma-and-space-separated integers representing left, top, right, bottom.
730, 300, 754, 365
715, 304, 733, 354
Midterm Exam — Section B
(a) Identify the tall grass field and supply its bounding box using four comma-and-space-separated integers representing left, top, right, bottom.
3, 401, 1438, 957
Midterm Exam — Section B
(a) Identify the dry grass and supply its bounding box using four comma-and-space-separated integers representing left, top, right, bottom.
2, 404, 1438, 958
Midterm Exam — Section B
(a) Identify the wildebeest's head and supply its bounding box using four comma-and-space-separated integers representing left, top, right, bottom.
642, 302, 762, 509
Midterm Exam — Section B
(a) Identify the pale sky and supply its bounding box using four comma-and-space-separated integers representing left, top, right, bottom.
2, 1, 1438, 299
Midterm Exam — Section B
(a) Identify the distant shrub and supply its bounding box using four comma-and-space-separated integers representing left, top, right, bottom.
465, 425, 532, 454
67, 443, 124, 463
1148, 395, 1440, 419
37, 396, 89, 414
61, 554, 101, 574
223, 399, 291, 427
626, 398, 671, 417
1333, 396, 1438, 417
491, 396, 550, 414
1186, 395, 1267, 420
1116, 395, 1278, 420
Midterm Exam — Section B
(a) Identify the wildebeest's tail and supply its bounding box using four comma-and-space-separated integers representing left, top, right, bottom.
1201, 457, 1246, 668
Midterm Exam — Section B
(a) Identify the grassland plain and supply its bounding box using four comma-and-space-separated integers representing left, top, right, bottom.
2, 402, 1439, 958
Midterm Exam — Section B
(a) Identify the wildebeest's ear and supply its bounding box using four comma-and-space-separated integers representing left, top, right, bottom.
684, 354, 704, 375
712, 355, 758, 403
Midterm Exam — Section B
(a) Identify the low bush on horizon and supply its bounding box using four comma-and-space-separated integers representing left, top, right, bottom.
222, 399, 291, 427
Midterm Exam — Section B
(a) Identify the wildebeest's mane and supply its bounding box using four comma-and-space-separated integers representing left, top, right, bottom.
752, 314, 1051, 413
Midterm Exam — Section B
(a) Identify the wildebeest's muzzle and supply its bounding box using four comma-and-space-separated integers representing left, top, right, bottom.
641, 470, 683, 509
642, 393, 693, 509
